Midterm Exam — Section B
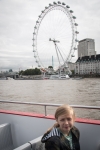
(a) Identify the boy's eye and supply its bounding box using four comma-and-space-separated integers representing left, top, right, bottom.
60, 119, 65, 121
60, 118, 72, 121
67, 118, 72, 121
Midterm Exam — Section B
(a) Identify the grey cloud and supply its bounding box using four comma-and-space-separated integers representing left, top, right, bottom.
0, 0, 100, 71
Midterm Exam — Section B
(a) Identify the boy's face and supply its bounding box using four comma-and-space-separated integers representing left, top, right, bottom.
56, 113, 74, 135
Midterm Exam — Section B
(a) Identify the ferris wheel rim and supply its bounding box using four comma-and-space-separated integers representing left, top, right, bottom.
32, 2, 79, 69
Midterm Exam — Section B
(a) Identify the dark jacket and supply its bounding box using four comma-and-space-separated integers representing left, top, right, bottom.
41, 126, 80, 150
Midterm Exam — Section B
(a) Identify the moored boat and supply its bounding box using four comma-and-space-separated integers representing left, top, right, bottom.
50, 74, 70, 80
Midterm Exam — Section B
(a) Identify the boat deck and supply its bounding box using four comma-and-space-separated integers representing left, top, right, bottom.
0, 109, 100, 150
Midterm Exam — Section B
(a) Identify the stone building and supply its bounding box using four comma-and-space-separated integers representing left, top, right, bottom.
78, 38, 96, 58
74, 38, 100, 75
75, 54, 100, 75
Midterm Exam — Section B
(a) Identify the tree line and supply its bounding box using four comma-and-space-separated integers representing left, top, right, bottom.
19, 68, 41, 75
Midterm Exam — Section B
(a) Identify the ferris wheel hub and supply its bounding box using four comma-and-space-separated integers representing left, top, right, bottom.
49, 38, 60, 43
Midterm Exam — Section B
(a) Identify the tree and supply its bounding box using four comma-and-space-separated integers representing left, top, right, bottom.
71, 70, 75, 75
19, 70, 24, 75
20, 68, 41, 75
48, 66, 53, 69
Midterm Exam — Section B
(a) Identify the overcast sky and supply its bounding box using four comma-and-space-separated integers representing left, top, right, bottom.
0, 0, 100, 72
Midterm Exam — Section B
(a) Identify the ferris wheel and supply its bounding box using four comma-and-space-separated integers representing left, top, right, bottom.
32, 1, 79, 73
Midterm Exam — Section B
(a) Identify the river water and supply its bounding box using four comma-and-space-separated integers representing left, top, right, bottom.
0, 78, 100, 120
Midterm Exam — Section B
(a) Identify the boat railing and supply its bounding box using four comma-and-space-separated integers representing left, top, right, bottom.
0, 100, 100, 116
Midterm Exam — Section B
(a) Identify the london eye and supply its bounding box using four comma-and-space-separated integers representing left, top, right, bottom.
32, 1, 79, 74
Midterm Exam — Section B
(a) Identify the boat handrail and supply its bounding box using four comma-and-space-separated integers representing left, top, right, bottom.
0, 100, 100, 116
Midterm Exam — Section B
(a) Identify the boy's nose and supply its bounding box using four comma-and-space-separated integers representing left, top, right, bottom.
65, 120, 68, 124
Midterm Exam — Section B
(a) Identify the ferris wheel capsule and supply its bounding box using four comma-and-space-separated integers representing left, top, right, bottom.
38, 65, 41, 67
62, 2, 65, 5
73, 16, 76, 19
38, 15, 41, 18
75, 39, 79, 42
34, 55, 37, 58
74, 47, 77, 50
33, 50, 36, 52
70, 10, 73, 13
74, 23, 78, 26
58, 1, 61, 4
66, 5, 70, 8
49, 4, 53, 6
36, 60, 38, 63
36, 21, 39, 23
71, 55, 75, 57
45, 6, 48, 9
32, 44, 35, 47
53, 2, 57, 5
75, 31, 79, 34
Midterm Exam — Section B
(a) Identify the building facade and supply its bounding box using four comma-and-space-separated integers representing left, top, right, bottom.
78, 38, 96, 58
0, 71, 19, 79
75, 55, 100, 75
67, 62, 75, 71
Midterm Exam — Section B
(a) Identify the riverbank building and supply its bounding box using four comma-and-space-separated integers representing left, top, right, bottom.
75, 38, 100, 75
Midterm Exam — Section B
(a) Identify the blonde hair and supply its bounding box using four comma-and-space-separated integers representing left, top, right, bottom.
46, 104, 75, 133
55, 104, 75, 120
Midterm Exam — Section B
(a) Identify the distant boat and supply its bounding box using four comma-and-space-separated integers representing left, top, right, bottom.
7, 77, 14, 80
50, 74, 70, 80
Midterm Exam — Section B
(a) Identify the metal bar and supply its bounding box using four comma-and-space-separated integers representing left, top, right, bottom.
70, 105, 100, 110
0, 100, 100, 109
0, 100, 59, 107
44, 105, 46, 116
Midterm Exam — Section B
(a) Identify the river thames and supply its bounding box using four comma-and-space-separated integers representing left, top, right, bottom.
0, 78, 100, 120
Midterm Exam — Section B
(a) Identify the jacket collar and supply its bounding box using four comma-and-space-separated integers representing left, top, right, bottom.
41, 127, 60, 142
